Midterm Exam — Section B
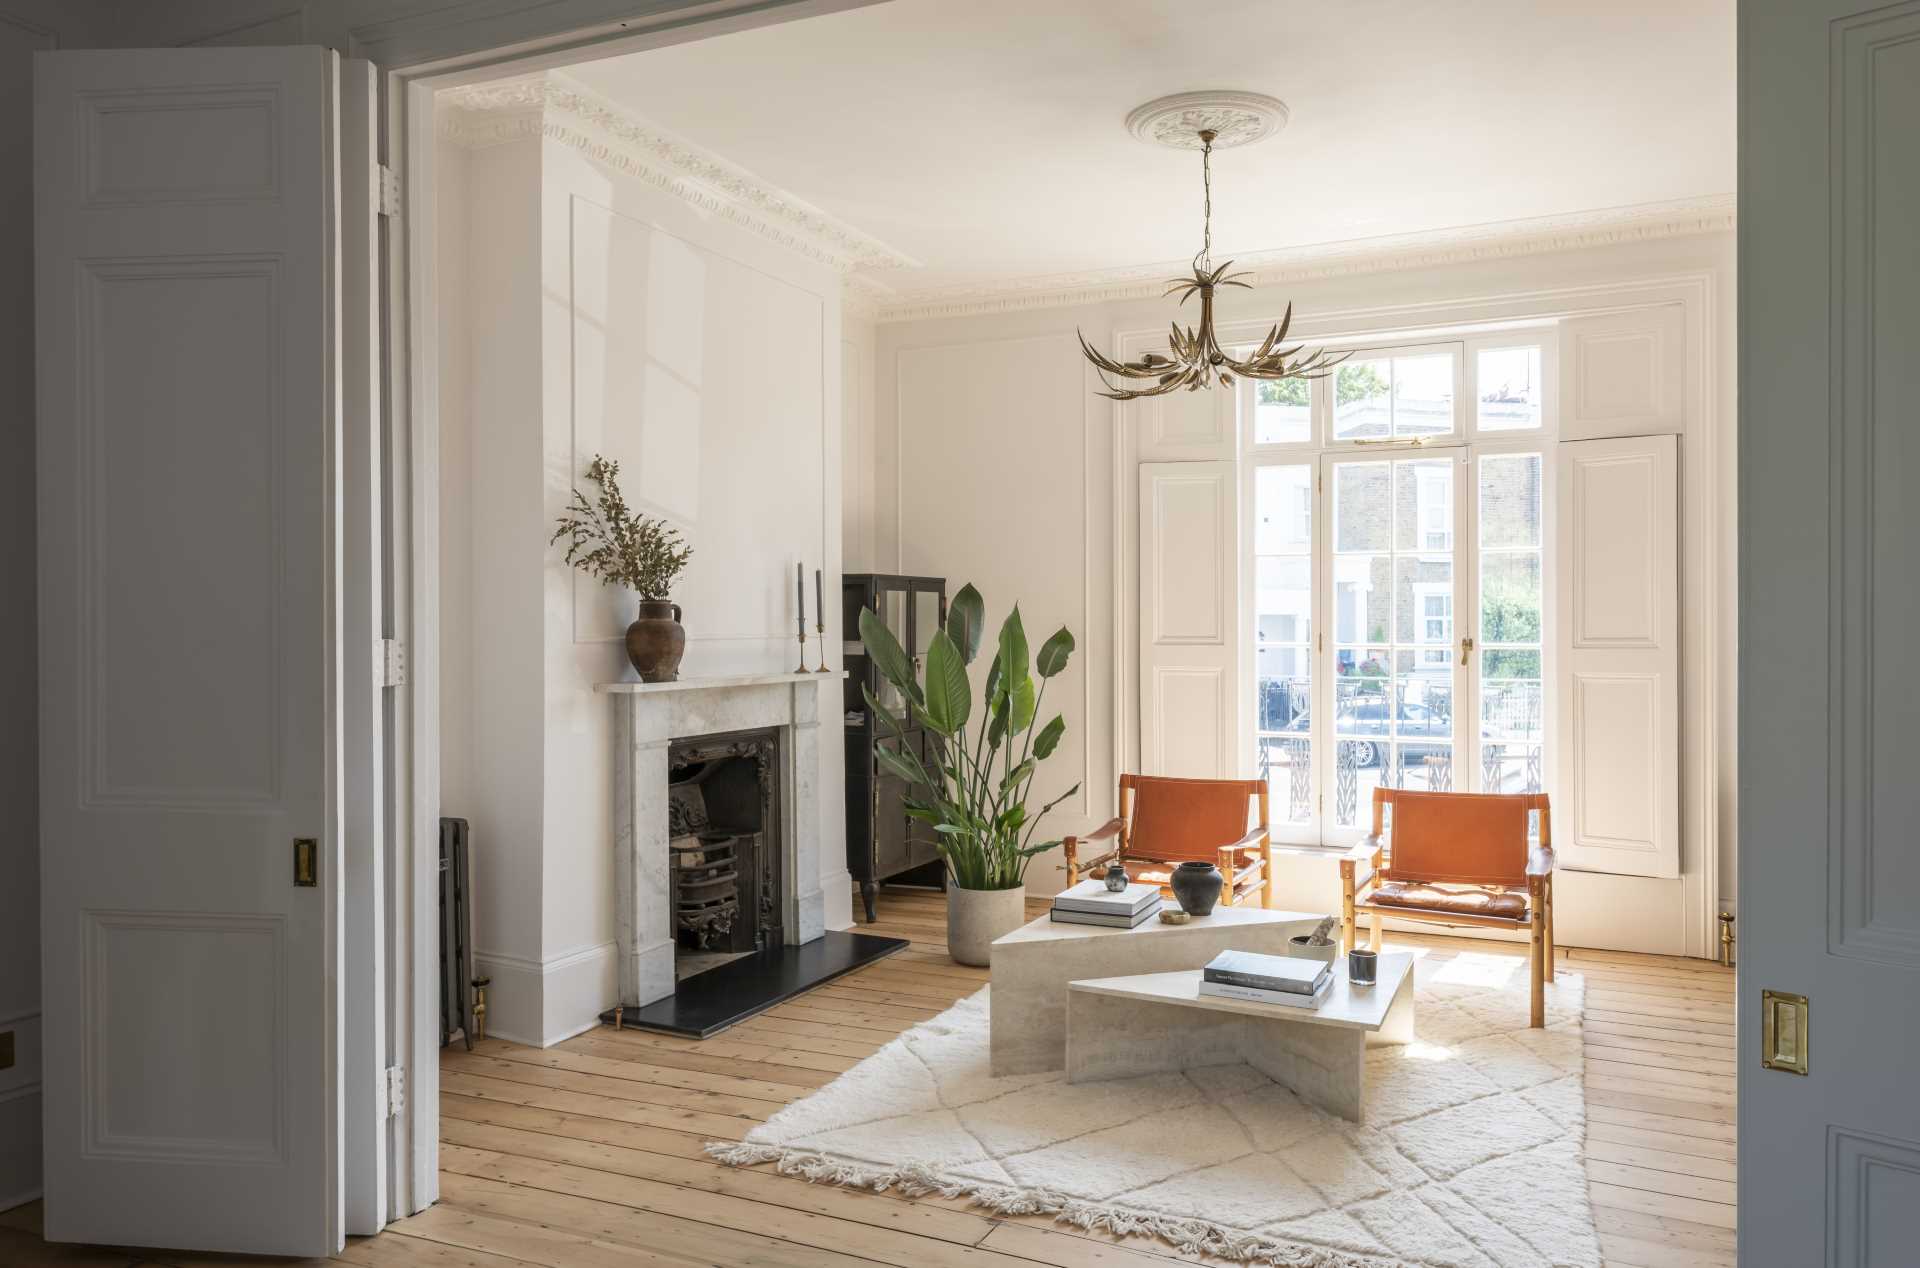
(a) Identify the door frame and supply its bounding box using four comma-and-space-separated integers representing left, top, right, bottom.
351, 0, 881, 1219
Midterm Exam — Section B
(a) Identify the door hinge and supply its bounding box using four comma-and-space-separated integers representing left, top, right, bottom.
379, 638, 407, 687
383, 1065, 406, 1118
377, 164, 401, 218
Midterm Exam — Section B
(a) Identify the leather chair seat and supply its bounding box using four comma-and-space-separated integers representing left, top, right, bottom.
1367, 880, 1529, 920
1123, 848, 1263, 892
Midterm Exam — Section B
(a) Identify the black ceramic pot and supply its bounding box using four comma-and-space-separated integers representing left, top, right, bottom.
1170, 861, 1225, 916
1103, 862, 1129, 892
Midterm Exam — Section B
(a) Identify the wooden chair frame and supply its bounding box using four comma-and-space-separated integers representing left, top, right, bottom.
1061, 774, 1275, 909
1340, 787, 1556, 1027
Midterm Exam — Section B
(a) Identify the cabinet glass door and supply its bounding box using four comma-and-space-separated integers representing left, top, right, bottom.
874, 587, 910, 714
911, 588, 943, 666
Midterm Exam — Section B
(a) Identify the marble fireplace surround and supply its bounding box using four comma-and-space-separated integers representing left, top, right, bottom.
599, 673, 834, 1009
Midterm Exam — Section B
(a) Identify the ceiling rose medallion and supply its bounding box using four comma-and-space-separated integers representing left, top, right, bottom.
1081, 91, 1348, 401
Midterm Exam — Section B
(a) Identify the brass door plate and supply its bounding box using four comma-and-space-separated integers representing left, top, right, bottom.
294, 837, 318, 887
1761, 989, 1809, 1074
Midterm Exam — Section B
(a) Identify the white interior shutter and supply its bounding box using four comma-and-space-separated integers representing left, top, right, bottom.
1138, 460, 1239, 777
1554, 434, 1680, 876
1557, 306, 1687, 442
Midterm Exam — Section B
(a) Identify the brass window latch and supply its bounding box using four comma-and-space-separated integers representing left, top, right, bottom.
1459, 636, 1474, 667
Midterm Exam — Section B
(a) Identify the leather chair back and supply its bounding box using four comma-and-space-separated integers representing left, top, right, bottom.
1374, 788, 1548, 888
1123, 774, 1260, 863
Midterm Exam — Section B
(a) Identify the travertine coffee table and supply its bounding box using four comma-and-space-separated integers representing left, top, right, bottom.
988, 906, 1324, 1076
1064, 953, 1416, 1122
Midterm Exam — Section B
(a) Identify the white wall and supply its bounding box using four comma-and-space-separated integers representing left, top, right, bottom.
438, 93, 852, 1046
872, 231, 1737, 957
841, 312, 879, 573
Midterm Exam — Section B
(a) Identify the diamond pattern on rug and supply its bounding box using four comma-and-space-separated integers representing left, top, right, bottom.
715, 956, 1599, 1268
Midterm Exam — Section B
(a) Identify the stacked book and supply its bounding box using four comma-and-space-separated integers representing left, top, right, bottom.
1199, 949, 1333, 1008
1049, 879, 1163, 928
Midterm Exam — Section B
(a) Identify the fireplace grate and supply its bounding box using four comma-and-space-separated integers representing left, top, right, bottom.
671, 832, 747, 949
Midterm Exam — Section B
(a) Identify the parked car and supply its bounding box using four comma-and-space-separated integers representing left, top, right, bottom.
1335, 698, 1447, 767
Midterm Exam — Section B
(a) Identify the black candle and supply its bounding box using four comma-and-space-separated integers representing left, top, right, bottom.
814, 569, 824, 629
796, 562, 805, 633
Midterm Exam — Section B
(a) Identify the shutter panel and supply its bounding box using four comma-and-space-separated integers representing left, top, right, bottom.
1138, 461, 1239, 777
1554, 435, 1680, 876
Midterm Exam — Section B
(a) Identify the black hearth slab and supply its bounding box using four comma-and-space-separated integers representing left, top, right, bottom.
598, 931, 910, 1039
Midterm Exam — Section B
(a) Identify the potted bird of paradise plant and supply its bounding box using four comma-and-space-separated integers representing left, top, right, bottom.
860, 584, 1077, 965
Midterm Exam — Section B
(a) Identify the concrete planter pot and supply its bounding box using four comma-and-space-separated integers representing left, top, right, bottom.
1288, 934, 1339, 965
948, 885, 1027, 966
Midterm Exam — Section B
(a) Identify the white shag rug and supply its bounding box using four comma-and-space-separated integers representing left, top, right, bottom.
710, 953, 1598, 1268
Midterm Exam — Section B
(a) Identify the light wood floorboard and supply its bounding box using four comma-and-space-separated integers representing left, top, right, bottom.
4, 889, 1735, 1267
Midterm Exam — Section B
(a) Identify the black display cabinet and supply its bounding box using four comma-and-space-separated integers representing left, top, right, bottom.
842, 573, 948, 922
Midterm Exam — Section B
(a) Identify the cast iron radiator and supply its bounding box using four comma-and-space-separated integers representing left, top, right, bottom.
439, 817, 475, 1049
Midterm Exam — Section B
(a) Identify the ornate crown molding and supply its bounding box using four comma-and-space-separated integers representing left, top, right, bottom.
869, 194, 1736, 324
438, 72, 920, 276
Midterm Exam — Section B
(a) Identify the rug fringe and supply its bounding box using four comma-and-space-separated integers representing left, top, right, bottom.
706, 1141, 1401, 1268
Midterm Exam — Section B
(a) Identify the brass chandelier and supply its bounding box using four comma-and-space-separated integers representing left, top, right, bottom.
1080, 99, 1348, 401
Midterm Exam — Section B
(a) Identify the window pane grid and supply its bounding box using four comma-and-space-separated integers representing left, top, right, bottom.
1477, 450, 1545, 794
1255, 463, 1314, 823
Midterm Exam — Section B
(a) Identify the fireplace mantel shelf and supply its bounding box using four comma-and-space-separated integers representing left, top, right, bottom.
595, 671, 846, 695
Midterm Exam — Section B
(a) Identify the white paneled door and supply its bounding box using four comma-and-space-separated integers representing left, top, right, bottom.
35, 47, 345, 1255
1554, 435, 1679, 877
1741, 2, 1920, 1263
1139, 461, 1240, 777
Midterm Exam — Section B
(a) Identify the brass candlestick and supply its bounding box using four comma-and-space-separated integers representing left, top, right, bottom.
1718, 911, 1735, 969
795, 626, 808, 674
814, 622, 830, 673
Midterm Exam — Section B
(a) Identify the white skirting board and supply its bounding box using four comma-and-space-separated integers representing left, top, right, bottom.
470, 941, 618, 1048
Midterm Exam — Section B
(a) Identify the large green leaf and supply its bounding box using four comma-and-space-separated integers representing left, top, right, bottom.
945, 584, 986, 665
921, 629, 970, 735
1032, 714, 1066, 759
997, 607, 1030, 702
999, 757, 1036, 794
858, 605, 922, 706
874, 743, 929, 788
1006, 676, 1037, 736
861, 683, 903, 737
1036, 626, 1075, 678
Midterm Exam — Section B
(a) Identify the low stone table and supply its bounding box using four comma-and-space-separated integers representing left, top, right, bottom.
988, 906, 1324, 1076
1064, 952, 1416, 1123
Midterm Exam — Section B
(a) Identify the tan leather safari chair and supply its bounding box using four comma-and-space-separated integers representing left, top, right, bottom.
1062, 774, 1274, 909
1341, 787, 1556, 1027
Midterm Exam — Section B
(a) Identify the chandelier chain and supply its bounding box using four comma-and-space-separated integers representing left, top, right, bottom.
1200, 132, 1214, 270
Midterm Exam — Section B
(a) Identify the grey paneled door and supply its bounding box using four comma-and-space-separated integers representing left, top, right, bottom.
1739, 2, 1920, 1264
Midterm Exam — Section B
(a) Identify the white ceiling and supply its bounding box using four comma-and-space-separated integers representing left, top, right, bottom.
564, 0, 1734, 301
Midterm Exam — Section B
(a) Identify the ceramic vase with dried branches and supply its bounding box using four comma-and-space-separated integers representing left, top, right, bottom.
552, 455, 694, 682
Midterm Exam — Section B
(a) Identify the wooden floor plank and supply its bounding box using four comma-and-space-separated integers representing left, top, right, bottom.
10, 886, 1741, 1268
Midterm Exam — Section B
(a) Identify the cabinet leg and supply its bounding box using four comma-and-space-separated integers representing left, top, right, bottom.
860, 881, 878, 923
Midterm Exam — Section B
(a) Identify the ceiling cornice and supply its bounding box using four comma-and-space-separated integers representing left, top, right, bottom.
869, 194, 1736, 324
437, 72, 921, 276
